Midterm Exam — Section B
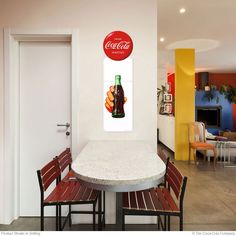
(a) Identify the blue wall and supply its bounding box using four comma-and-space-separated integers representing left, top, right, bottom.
195, 91, 233, 135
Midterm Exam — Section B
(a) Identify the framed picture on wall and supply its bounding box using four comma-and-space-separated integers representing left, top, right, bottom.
103, 58, 133, 132
163, 103, 172, 114
164, 93, 172, 102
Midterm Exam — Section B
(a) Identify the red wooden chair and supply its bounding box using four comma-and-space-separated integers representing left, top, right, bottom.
122, 160, 187, 231
56, 148, 105, 230
37, 157, 99, 231
37, 159, 60, 231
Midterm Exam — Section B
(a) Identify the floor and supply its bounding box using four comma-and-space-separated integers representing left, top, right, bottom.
1, 144, 236, 231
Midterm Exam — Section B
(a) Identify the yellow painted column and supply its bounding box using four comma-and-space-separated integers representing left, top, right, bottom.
175, 49, 195, 161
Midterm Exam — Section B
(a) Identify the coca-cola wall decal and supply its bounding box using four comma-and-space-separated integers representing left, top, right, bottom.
103, 31, 133, 132
103, 31, 133, 61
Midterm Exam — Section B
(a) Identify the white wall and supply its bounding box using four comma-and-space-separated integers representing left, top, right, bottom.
157, 50, 176, 150
158, 114, 175, 151
0, 0, 157, 224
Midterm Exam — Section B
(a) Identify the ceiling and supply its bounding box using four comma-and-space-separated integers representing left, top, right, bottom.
157, 0, 236, 73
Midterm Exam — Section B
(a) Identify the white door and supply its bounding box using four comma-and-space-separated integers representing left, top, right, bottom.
19, 41, 71, 216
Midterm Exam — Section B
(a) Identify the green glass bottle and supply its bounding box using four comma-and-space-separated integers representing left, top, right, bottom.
112, 75, 125, 118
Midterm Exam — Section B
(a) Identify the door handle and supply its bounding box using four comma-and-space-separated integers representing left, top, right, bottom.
57, 122, 70, 128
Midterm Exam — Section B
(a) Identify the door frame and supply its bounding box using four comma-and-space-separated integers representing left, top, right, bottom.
1, 28, 79, 224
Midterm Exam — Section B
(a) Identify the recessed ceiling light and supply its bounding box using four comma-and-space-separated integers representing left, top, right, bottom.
160, 37, 165, 42
179, 8, 186, 14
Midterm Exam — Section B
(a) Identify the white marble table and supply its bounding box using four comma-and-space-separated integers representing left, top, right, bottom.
72, 140, 166, 230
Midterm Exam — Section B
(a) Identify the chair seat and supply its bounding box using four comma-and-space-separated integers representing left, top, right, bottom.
62, 170, 77, 182
123, 188, 179, 213
44, 181, 99, 204
190, 142, 214, 149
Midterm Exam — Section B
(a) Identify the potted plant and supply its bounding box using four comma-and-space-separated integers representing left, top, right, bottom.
219, 85, 236, 103
157, 85, 167, 114
202, 84, 236, 104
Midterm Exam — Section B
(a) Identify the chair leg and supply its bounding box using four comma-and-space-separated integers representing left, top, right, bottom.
157, 216, 160, 230
56, 205, 58, 231
168, 215, 170, 231
188, 146, 191, 164
59, 205, 62, 231
41, 205, 44, 231
213, 148, 217, 171
69, 204, 72, 227
93, 203, 96, 231
164, 215, 167, 231
98, 192, 102, 230
193, 149, 197, 165
180, 214, 183, 231
203, 150, 207, 162
102, 191, 106, 227
122, 210, 125, 231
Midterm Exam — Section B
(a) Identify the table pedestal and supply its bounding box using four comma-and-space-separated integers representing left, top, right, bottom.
97, 192, 123, 231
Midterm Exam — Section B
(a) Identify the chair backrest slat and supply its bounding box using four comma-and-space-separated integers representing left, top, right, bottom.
58, 148, 72, 172
188, 122, 206, 143
38, 159, 60, 191
166, 161, 184, 199
41, 158, 57, 175
43, 169, 61, 191
158, 148, 169, 164
168, 161, 183, 184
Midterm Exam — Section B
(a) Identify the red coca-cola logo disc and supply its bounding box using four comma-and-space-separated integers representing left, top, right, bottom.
103, 31, 133, 61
